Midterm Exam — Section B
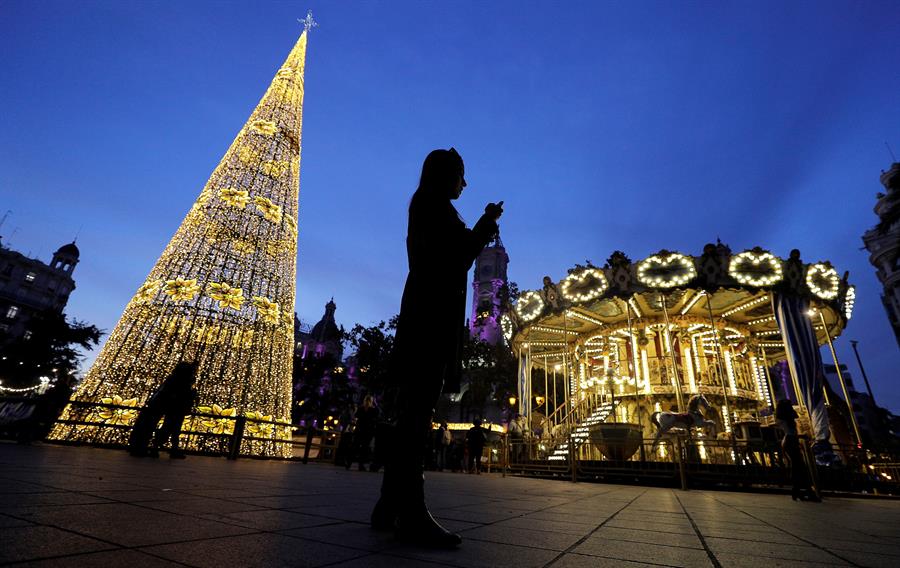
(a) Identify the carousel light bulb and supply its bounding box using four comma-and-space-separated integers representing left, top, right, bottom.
728, 251, 783, 287
515, 290, 545, 322
806, 263, 840, 300
843, 285, 856, 320
636, 253, 696, 289
560, 268, 608, 303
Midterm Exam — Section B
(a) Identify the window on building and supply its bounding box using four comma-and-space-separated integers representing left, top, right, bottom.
23, 330, 32, 340
25, 272, 36, 282
5, 305, 18, 319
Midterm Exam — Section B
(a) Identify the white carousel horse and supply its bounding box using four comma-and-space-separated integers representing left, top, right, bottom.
650, 394, 715, 450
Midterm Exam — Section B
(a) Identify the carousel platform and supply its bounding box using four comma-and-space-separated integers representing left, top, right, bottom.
3, 442, 900, 567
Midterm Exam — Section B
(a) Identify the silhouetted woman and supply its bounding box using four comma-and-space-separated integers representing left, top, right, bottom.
371, 148, 502, 547
775, 399, 819, 501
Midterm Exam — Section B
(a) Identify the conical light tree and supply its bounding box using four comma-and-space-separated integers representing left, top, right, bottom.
50, 29, 311, 457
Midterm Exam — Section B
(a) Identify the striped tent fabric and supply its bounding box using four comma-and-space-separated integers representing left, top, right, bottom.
772, 293, 831, 446
518, 348, 531, 418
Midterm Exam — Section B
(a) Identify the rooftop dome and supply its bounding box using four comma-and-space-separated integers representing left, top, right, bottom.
311, 298, 341, 342
311, 317, 341, 342
55, 241, 80, 258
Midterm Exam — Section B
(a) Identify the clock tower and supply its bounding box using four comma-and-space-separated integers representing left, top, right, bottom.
470, 234, 509, 345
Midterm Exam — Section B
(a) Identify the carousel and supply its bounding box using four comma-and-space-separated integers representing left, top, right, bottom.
503, 243, 857, 464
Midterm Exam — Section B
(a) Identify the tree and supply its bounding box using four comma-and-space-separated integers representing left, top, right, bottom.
0, 310, 102, 389
291, 352, 354, 426
458, 333, 518, 419
344, 316, 397, 397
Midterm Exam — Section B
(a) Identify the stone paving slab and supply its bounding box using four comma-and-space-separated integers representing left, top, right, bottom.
2, 443, 900, 567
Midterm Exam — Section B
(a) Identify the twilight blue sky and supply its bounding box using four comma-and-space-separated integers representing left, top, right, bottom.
2, 1, 899, 409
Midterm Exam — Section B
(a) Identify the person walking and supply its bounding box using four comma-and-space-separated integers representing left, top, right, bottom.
466, 419, 487, 474
436, 422, 451, 471
775, 399, 820, 502
129, 361, 198, 459
370, 148, 503, 547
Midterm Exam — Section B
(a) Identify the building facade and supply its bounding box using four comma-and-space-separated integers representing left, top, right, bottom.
469, 235, 509, 345
295, 298, 344, 361
0, 239, 79, 345
862, 162, 900, 348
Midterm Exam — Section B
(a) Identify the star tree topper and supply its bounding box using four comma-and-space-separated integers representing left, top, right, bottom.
299, 10, 318, 32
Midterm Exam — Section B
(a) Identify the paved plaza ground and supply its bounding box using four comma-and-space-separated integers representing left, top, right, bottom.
1, 444, 900, 567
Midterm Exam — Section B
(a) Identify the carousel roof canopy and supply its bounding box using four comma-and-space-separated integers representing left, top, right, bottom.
504, 245, 854, 363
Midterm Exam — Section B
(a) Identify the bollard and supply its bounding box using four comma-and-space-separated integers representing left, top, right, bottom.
569, 431, 577, 483
502, 434, 508, 478
675, 436, 688, 491
302, 426, 315, 464
227, 415, 246, 460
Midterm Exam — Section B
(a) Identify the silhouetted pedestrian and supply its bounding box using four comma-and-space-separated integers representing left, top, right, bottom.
466, 419, 487, 474
775, 399, 819, 502
435, 422, 451, 471
129, 361, 198, 459
371, 148, 502, 548
347, 396, 378, 471
336, 403, 357, 467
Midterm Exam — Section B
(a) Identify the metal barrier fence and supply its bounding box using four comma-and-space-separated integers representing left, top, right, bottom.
13, 397, 343, 463
6, 396, 900, 495
501, 432, 900, 495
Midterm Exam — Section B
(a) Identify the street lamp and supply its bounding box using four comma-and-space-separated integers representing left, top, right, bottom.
849, 340, 877, 405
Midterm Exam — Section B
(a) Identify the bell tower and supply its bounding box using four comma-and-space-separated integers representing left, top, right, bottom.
470, 234, 508, 344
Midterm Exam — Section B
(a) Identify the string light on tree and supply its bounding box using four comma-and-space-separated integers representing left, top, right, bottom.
500, 314, 514, 342
49, 25, 314, 457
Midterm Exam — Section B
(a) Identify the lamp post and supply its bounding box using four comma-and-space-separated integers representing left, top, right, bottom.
507, 395, 517, 425
814, 309, 863, 448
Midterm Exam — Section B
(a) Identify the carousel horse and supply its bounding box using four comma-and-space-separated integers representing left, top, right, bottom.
650, 394, 715, 450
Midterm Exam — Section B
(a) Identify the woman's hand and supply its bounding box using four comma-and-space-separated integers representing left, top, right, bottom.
485, 200, 504, 221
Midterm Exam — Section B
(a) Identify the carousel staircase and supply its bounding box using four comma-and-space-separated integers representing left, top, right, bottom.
547, 401, 618, 461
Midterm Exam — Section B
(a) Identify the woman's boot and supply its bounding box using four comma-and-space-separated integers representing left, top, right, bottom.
395, 473, 461, 548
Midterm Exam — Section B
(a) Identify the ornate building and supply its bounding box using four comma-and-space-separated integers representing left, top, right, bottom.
295, 298, 344, 361
469, 235, 509, 345
0, 239, 79, 345
862, 162, 900, 348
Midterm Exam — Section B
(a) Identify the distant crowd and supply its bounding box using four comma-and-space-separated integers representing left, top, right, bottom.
336, 397, 493, 475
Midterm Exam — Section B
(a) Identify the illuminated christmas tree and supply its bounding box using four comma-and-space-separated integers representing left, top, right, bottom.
50, 22, 314, 457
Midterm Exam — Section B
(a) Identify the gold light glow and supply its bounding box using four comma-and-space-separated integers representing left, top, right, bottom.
49, 30, 311, 457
